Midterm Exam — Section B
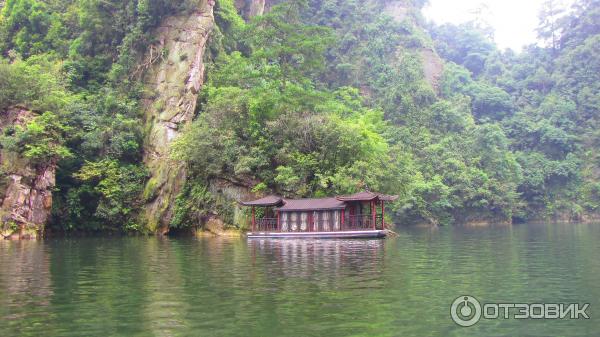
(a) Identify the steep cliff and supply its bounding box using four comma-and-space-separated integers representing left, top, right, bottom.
0, 107, 54, 239
140, 0, 215, 233
420, 48, 444, 90
381, 0, 444, 91
235, 0, 266, 18
137, 0, 442, 233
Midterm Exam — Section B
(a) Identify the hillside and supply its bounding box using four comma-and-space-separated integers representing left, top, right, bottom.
0, 0, 599, 236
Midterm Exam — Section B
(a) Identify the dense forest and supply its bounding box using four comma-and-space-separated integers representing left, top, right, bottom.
0, 0, 599, 235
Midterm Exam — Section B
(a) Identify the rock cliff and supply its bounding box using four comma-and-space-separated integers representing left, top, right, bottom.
140, 0, 215, 233
235, 0, 266, 19
380, 0, 444, 91
0, 107, 54, 239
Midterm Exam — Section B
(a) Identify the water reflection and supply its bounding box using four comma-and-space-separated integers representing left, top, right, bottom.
248, 239, 385, 279
0, 240, 52, 336
0, 224, 599, 337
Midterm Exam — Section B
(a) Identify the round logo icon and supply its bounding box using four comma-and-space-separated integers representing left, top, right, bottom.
451, 295, 482, 327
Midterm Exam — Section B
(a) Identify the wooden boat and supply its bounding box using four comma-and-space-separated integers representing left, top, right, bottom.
240, 191, 397, 239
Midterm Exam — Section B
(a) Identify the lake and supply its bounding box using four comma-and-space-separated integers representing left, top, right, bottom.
1, 223, 598, 336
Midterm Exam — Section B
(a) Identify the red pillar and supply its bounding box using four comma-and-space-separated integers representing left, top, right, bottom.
252, 206, 256, 232
371, 200, 376, 230
381, 200, 385, 229
341, 209, 345, 231
276, 210, 280, 232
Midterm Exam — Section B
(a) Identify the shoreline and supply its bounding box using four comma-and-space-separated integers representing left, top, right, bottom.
5, 218, 600, 240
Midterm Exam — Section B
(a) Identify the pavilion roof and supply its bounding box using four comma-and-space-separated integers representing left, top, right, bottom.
239, 191, 398, 209
336, 191, 378, 201
276, 198, 346, 211
336, 191, 399, 202
238, 195, 284, 207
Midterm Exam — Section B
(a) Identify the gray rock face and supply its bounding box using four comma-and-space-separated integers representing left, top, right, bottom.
381, 0, 444, 91
209, 178, 257, 227
248, 0, 266, 17
235, 0, 277, 19
0, 107, 54, 239
140, 1, 215, 233
383, 0, 409, 21
420, 48, 444, 91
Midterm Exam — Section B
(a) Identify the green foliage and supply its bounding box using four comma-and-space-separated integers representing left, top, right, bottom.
2, 111, 73, 164
244, 1, 334, 87
173, 4, 412, 212
466, 82, 514, 120
299, 0, 436, 124
536, 0, 566, 52
0, 0, 52, 57
430, 21, 495, 76
0, 57, 75, 166
439, 62, 473, 98
0, 56, 73, 112
0, 0, 155, 232
69, 159, 148, 231
171, 180, 213, 228
427, 0, 600, 221
555, 35, 600, 120
211, 0, 246, 54
170, 0, 600, 226
1, 0, 599, 231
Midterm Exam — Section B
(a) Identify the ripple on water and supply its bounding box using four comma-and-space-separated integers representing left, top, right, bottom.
0, 224, 599, 337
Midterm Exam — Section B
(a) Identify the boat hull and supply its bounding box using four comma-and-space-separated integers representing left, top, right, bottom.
247, 230, 387, 239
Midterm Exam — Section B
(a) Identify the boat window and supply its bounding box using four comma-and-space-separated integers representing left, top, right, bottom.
281, 212, 288, 232
290, 212, 298, 231
301, 212, 308, 231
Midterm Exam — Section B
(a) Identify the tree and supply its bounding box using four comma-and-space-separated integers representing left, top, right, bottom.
0, 0, 52, 57
3, 111, 73, 165
467, 81, 514, 120
556, 0, 600, 49
72, 159, 147, 231
536, 0, 567, 53
244, 0, 333, 88
430, 22, 495, 76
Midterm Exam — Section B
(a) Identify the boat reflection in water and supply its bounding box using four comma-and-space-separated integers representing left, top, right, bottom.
247, 238, 386, 279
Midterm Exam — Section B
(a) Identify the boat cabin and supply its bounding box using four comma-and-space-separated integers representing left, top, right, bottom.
240, 191, 398, 238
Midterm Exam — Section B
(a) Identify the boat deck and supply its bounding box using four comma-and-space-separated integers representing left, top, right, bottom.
247, 230, 387, 239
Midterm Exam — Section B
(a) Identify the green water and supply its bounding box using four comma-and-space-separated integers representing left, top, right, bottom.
0, 223, 599, 336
